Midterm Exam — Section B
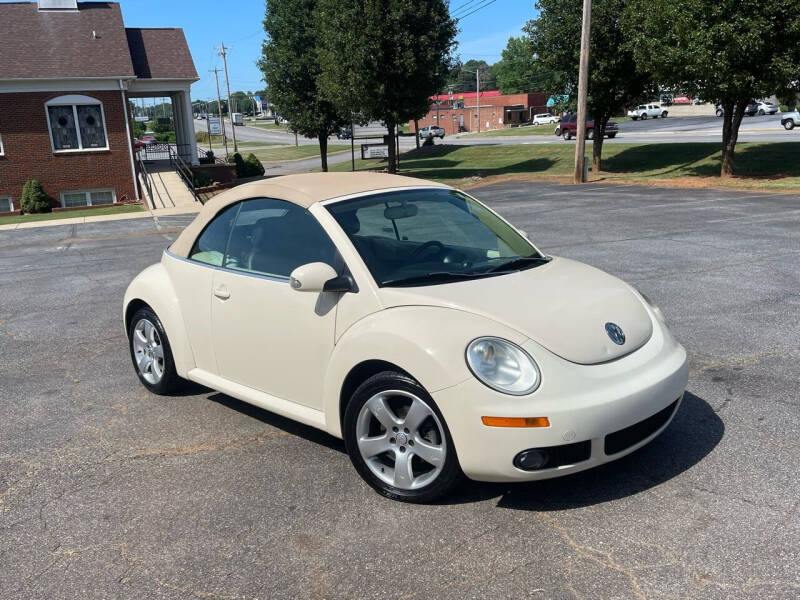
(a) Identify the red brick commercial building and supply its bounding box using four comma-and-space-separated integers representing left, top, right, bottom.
0, 0, 198, 214
409, 91, 550, 136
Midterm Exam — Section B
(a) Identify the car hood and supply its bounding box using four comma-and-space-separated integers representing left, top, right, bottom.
376, 256, 653, 365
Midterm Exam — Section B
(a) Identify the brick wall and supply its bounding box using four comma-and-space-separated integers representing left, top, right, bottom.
409, 92, 550, 134
0, 90, 135, 210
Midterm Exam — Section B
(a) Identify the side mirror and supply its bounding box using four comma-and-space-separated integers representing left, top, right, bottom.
289, 262, 356, 293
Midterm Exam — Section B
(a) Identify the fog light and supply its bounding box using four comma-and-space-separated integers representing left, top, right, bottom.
513, 449, 550, 471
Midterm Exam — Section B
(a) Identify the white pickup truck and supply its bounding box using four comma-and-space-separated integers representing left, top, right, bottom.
627, 104, 668, 120
781, 111, 800, 130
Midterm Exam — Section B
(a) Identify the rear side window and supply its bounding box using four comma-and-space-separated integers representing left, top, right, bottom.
189, 203, 240, 266
223, 198, 338, 278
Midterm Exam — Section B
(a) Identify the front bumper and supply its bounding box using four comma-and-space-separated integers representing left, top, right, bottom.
433, 312, 688, 482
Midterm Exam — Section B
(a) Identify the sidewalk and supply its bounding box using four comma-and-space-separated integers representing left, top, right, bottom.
0, 204, 200, 231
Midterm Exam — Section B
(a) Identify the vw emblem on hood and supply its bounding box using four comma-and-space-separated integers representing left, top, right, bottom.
605, 322, 626, 345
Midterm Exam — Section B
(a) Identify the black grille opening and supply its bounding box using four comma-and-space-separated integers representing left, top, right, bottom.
604, 399, 679, 456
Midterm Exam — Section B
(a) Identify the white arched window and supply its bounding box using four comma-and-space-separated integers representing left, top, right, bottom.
45, 95, 109, 152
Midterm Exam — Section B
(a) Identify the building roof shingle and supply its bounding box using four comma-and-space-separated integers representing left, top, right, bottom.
125, 27, 198, 80
0, 2, 135, 79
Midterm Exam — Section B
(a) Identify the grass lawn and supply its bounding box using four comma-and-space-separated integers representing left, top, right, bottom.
0, 204, 144, 226
246, 121, 291, 132
252, 144, 352, 162
328, 142, 800, 191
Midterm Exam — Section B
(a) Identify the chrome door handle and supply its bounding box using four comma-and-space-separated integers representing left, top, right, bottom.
213, 286, 230, 300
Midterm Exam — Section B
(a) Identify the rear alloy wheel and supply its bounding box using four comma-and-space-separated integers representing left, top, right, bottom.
587, 128, 594, 140
785, 121, 795, 130
662, 111, 668, 118
344, 371, 461, 503
716, 109, 724, 117
128, 307, 182, 395
563, 129, 572, 140
758, 109, 765, 116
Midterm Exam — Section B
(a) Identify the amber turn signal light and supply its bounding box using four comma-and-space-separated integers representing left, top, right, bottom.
481, 416, 550, 428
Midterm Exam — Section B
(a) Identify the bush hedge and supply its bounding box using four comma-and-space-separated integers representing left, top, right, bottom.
232, 152, 265, 178
20, 180, 51, 214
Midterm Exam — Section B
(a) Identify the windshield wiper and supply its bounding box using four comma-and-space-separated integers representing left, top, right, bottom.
486, 255, 552, 273
381, 271, 502, 287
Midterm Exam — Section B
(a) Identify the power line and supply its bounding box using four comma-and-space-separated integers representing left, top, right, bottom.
450, 0, 481, 16
454, 0, 498, 20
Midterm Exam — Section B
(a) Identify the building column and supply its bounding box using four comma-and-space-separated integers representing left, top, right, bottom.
179, 89, 198, 165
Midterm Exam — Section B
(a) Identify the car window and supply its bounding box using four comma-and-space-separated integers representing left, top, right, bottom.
222, 198, 338, 279
327, 188, 539, 287
189, 203, 240, 266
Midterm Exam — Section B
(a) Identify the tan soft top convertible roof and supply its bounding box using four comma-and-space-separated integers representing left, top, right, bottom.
169, 172, 449, 258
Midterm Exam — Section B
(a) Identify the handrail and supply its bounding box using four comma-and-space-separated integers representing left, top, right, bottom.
168, 145, 200, 203
135, 150, 153, 201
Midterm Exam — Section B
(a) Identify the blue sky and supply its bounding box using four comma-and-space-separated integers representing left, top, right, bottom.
5, 0, 536, 99
113, 0, 537, 99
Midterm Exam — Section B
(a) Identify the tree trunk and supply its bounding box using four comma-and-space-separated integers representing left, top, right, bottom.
386, 122, 396, 174
592, 118, 607, 173
319, 131, 328, 172
414, 119, 420, 150
721, 101, 745, 177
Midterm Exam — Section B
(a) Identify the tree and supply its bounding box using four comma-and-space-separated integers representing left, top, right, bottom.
448, 60, 497, 93
526, 0, 653, 171
494, 36, 542, 94
258, 0, 349, 171
318, 0, 457, 173
627, 0, 800, 176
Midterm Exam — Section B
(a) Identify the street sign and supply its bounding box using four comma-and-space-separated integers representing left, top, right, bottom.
208, 116, 222, 135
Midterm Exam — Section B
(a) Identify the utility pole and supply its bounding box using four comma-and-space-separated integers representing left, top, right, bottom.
217, 43, 238, 153
476, 68, 481, 133
574, 0, 592, 184
210, 67, 229, 159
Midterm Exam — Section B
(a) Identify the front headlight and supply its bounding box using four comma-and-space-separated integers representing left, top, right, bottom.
638, 290, 667, 324
466, 337, 541, 396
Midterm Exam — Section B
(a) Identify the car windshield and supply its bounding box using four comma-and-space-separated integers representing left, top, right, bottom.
326, 188, 547, 287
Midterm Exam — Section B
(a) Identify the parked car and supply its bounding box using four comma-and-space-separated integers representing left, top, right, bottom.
715, 104, 759, 117
780, 110, 799, 130
418, 125, 445, 140
556, 114, 619, 140
124, 173, 687, 502
133, 138, 146, 150
627, 104, 668, 120
755, 101, 780, 116
532, 113, 559, 126
336, 127, 353, 140
138, 134, 157, 145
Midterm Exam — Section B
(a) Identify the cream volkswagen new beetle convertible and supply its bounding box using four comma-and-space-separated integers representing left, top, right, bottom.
124, 173, 688, 502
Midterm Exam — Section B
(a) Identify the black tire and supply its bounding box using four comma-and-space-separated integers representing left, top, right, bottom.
128, 306, 183, 395
758, 109, 765, 116
785, 121, 795, 130
641, 113, 648, 120
343, 371, 462, 503
563, 129, 572, 140
554, 127, 561, 136
662, 111, 668, 118
716, 109, 724, 117
631, 116, 638, 121
608, 132, 617, 138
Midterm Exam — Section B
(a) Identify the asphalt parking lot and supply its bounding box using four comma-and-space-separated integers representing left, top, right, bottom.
1, 181, 798, 599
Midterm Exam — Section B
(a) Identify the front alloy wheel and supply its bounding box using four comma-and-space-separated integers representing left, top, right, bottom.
128, 306, 182, 394
784, 121, 794, 130
344, 372, 461, 502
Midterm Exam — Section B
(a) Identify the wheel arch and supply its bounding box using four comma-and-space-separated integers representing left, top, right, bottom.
123, 262, 195, 378
321, 306, 527, 438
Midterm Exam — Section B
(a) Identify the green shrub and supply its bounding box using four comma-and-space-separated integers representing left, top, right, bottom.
231, 152, 265, 178
245, 153, 265, 177
20, 180, 51, 214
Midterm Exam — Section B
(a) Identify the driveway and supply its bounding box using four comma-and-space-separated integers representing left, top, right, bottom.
0, 183, 798, 599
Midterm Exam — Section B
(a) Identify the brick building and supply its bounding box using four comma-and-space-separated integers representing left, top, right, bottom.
0, 0, 198, 214
409, 91, 550, 136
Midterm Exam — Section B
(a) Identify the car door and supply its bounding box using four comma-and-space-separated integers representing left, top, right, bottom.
209, 198, 341, 410
166, 202, 239, 372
